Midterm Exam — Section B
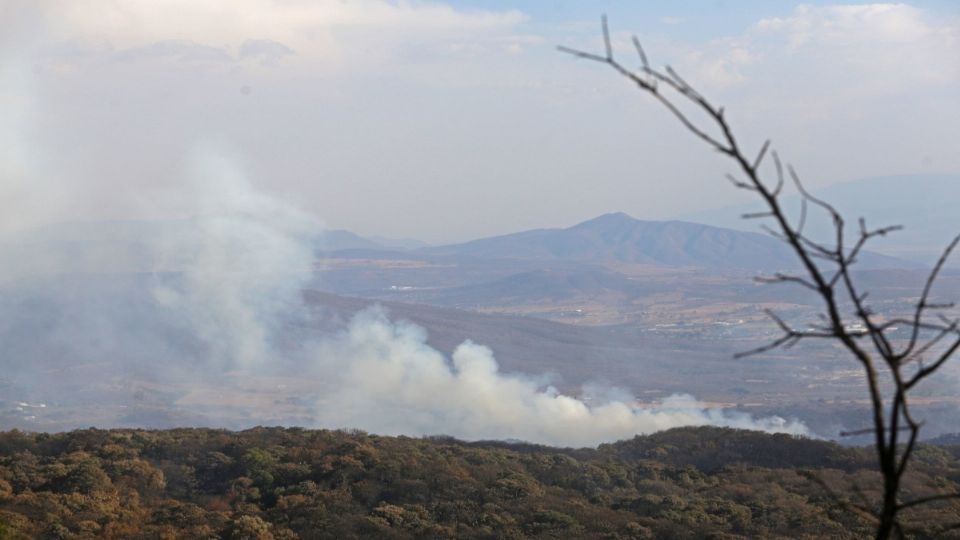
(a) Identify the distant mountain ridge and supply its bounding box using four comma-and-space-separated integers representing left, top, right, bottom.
0, 220, 427, 280
423, 212, 915, 271
317, 229, 431, 251
0, 213, 917, 281
681, 174, 960, 263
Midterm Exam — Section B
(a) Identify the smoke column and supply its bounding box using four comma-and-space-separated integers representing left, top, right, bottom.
149, 142, 321, 368
309, 306, 808, 447
0, 140, 811, 445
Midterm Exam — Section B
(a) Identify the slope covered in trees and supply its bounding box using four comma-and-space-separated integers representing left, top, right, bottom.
1, 426, 960, 539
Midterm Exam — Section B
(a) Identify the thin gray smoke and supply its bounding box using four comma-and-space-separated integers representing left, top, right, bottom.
149, 143, 321, 368
149, 155, 810, 445
0, 138, 808, 445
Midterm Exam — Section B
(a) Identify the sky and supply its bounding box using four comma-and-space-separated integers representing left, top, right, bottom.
1, 1, 958, 243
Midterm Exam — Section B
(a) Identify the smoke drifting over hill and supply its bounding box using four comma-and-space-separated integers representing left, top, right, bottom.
0, 25, 808, 442
313, 307, 807, 446
1, 140, 810, 445
147, 144, 321, 368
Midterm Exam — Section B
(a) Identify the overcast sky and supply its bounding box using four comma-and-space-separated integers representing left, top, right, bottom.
2, 1, 958, 243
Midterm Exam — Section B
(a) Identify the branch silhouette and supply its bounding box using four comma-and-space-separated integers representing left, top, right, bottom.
560, 17, 960, 540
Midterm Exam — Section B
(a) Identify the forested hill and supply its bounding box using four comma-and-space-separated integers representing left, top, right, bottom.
1, 427, 959, 539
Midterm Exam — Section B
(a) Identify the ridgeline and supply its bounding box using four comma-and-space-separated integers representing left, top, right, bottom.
1, 426, 959, 538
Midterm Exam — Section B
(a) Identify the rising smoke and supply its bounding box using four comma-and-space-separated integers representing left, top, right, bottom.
0, 114, 811, 445
0, 127, 811, 445
93, 148, 816, 445
0, 22, 808, 443
149, 143, 321, 368
313, 307, 808, 447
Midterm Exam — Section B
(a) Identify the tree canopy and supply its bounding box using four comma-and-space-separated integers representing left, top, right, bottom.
1, 426, 959, 538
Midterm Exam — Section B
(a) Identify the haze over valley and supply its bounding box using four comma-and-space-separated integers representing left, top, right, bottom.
0, 0, 958, 465
5, 3, 960, 537
3, 190, 959, 443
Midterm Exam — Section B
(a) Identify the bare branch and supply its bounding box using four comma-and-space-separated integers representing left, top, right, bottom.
630, 35, 648, 70
755, 273, 819, 292
561, 23, 960, 538
753, 139, 771, 171
905, 319, 960, 364
726, 173, 758, 191
734, 310, 835, 358
742, 211, 775, 220
601, 14, 612, 60
898, 493, 960, 511
733, 334, 799, 358
906, 333, 960, 390
901, 233, 960, 359
556, 46, 608, 63
760, 224, 788, 242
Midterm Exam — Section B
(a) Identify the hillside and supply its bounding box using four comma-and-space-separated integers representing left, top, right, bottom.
3, 426, 959, 538
0, 214, 914, 288
422, 212, 915, 271
7, 272, 960, 439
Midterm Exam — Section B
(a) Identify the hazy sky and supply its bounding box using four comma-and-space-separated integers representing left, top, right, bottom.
2, 1, 958, 243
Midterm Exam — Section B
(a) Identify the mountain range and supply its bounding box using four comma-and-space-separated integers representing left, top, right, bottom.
0, 211, 918, 286
2, 207, 958, 437
420, 212, 915, 271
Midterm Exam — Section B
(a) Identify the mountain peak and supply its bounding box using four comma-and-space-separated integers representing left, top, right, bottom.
570, 212, 640, 230
424, 212, 916, 271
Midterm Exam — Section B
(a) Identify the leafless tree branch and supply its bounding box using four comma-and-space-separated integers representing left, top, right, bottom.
561, 18, 960, 539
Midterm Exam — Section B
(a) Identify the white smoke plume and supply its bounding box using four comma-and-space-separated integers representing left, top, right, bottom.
134, 159, 809, 444
310, 307, 808, 447
0, 32, 809, 442
0, 140, 810, 444
150, 143, 321, 368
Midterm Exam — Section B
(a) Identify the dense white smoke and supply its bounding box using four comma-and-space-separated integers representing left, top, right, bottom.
311, 307, 808, 447
0, 141, 810, 445
150, 144, 320, 367
151, 163, 808, 446
136, 159, 809, 444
